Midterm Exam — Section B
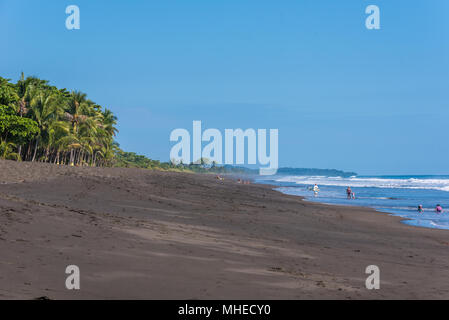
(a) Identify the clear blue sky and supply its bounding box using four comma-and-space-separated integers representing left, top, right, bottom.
1, 0, 448, 175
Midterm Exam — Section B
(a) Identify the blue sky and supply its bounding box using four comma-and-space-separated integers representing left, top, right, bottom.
1, 0, 448, 175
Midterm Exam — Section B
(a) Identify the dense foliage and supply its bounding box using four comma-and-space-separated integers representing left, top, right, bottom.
0, 73, 242, 173
114, 150, 243, 173
0, 74, 118, 165
1, 73, 356, 176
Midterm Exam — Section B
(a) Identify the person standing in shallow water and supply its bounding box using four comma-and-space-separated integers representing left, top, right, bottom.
346, 187, 352, 199
418, 205, 423, 213
436, 204, 443, 214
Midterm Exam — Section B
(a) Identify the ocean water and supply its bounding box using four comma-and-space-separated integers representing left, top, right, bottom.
255, 175, 449, 230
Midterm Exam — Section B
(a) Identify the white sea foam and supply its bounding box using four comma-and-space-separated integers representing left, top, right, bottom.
275, 176, 449, 192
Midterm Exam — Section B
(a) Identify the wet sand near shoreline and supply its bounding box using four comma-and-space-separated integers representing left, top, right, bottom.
1, 159, 449, 299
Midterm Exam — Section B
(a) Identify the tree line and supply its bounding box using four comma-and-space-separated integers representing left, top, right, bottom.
0, 74, 231, 173
0, 73, 118, 166
1, 73, 267, 174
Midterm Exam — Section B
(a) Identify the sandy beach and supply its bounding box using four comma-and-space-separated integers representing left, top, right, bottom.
1, 159, 449, 299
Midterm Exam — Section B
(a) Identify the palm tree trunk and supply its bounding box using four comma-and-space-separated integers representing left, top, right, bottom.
26, 143, 32, 161
31, 138, 39, 162
45, 146, 50, 162
70, 149, 74, 166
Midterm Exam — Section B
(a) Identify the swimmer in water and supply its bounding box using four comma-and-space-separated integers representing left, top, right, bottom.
418, 205, 423, 213
435, 204, 443, 214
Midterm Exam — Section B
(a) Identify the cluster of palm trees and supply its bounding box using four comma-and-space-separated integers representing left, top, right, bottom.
0, 73, 118, 166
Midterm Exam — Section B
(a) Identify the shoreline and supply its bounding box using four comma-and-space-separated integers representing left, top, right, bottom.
268, 186, 421, 232
274, 190, 418, 230
262, 180, 449, 231
1, 160, 449, 299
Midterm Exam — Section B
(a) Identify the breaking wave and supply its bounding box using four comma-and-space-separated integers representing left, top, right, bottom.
275, 175, 449, 192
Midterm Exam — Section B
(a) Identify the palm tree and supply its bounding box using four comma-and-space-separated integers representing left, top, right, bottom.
47, 120, 71, 164
101, 108, 118, 137
15, 73, 51, 159
0, 140, 20, 160
28, 88, 65, 161
2, 75, 119, 167
64, 91, 91, 165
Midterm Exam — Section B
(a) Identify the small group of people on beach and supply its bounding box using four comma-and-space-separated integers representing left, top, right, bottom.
218, 175, 251, 184
237, 178, 251, 185
418, 204, 444, 214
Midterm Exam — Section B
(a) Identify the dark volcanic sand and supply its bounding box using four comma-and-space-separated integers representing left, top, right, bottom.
1, 159, 449, 299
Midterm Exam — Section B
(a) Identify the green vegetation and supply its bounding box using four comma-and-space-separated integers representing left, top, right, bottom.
114, 150, 247, 174
274, 167, 357, 177
1, 74, 119, 166
1, 73, 357, 177
114, 149, 170, 170
0, 73, 249, 174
